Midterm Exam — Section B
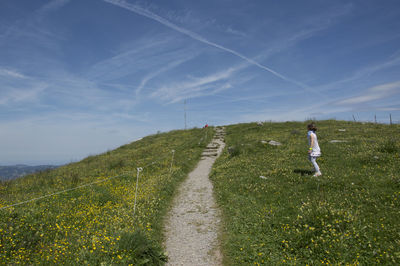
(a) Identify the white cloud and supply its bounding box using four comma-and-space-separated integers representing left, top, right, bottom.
287, 4, 352, 43
136, 56, 196, 96
236, 101, 354, 123
86, 33, 200, 89
9, 85, 47, 103
226, 27, 247, 37
150, 67, 239, 103
0, 81, 47, 106
0, 0, 68, 54
37, 0, 71, 16
0, 68, 27, 79
317, 51, 400, 94
337, 81, 400, 105
377, 107, 400, 111
103, 0, 308, 89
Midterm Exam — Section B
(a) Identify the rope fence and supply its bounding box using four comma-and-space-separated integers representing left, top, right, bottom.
0, 128, 211, 212
0, 150, 173, 212
0, 173, 132, 211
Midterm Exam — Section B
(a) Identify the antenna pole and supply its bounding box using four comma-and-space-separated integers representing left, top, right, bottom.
184, 99, 187, 129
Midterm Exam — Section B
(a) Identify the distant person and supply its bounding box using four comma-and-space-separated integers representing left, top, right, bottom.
204, 124, 208, 128
307, 123, 322, 176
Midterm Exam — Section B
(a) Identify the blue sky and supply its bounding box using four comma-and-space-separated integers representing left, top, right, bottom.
1, 0, 399, 165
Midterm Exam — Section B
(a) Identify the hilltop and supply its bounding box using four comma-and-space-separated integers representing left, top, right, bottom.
1, 120, 399, 265
211, 120, 400, 265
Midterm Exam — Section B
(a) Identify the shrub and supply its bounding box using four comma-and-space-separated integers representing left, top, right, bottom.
228, 146, 240, 157
117, 230, 167, 265
379, 139, 399, 153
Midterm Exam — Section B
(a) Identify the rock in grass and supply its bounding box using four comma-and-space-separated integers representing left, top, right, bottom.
338, 129, 346, 132
259, 176, 267, 179
268, 140, 282, 146
329, 140, 348, 143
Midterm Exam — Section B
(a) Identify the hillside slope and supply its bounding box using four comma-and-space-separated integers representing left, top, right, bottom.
0, 127, 213, 265
2, 121, 399, 265
210, 120, 400, 265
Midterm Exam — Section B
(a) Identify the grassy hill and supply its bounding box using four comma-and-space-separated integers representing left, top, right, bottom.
0, 127, 213, 265
210, 120, 400, 265
1, 120, 399, 265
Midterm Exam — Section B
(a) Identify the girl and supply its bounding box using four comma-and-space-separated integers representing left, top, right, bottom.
307, 123, 322, 176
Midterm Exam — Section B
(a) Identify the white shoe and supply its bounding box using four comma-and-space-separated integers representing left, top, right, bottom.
313, 171, 322, 177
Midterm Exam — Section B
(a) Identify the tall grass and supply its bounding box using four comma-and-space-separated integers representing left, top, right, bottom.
210, 120, 400, 265
0, 127, 214, 265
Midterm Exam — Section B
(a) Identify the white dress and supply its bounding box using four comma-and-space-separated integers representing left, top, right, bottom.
307, 131, 321, 157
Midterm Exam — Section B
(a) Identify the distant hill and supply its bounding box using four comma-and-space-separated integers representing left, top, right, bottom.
0, 164, 58, 181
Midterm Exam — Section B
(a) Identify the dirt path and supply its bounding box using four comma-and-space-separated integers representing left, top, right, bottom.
164, 127, 225, 266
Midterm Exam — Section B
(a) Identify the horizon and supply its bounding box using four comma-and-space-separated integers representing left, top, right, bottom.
1, 0, 399, 165
0, 118, 396, 166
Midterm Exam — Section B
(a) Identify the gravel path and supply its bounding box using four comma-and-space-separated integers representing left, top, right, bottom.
164, 127, 225, 266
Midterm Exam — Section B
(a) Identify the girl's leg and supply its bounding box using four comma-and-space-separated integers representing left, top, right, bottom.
308, 156, 321, 173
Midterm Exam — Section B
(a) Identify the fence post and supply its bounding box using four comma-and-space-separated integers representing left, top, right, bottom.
170, 150, 175, 173
390, 114, 392, 125
133, 167, 143, 217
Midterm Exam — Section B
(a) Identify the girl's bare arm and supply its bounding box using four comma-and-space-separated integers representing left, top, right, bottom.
309, 134, 315, 153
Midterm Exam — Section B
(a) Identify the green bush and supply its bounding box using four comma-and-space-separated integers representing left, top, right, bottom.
228, 146, 241, 157
117, 230, 167, 265
379, 138, 399, 153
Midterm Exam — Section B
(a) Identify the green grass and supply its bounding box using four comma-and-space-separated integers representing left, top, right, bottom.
0, 127, 214, 265
2, 120, 399, 265
210, 120, 400, 265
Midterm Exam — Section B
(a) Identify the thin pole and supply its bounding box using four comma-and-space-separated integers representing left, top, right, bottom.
133, 167, 143, 217
184, 99, 187, 130
374, 114, 377, 124
390, 114, 392, 125
170, 150, 175, 173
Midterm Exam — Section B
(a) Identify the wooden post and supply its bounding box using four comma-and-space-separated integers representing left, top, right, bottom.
390, 114, 392, 125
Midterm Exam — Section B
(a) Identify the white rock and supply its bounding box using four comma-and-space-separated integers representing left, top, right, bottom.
338, 129, 346, 132
259, 176, 267, 179
329, 140, 348, 143
268, 140, 282, 146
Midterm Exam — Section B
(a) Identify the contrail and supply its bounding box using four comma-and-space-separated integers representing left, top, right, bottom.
103, 0, 309, 89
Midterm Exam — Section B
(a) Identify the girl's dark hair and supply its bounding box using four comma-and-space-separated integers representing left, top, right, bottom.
307, 123, 317, 132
